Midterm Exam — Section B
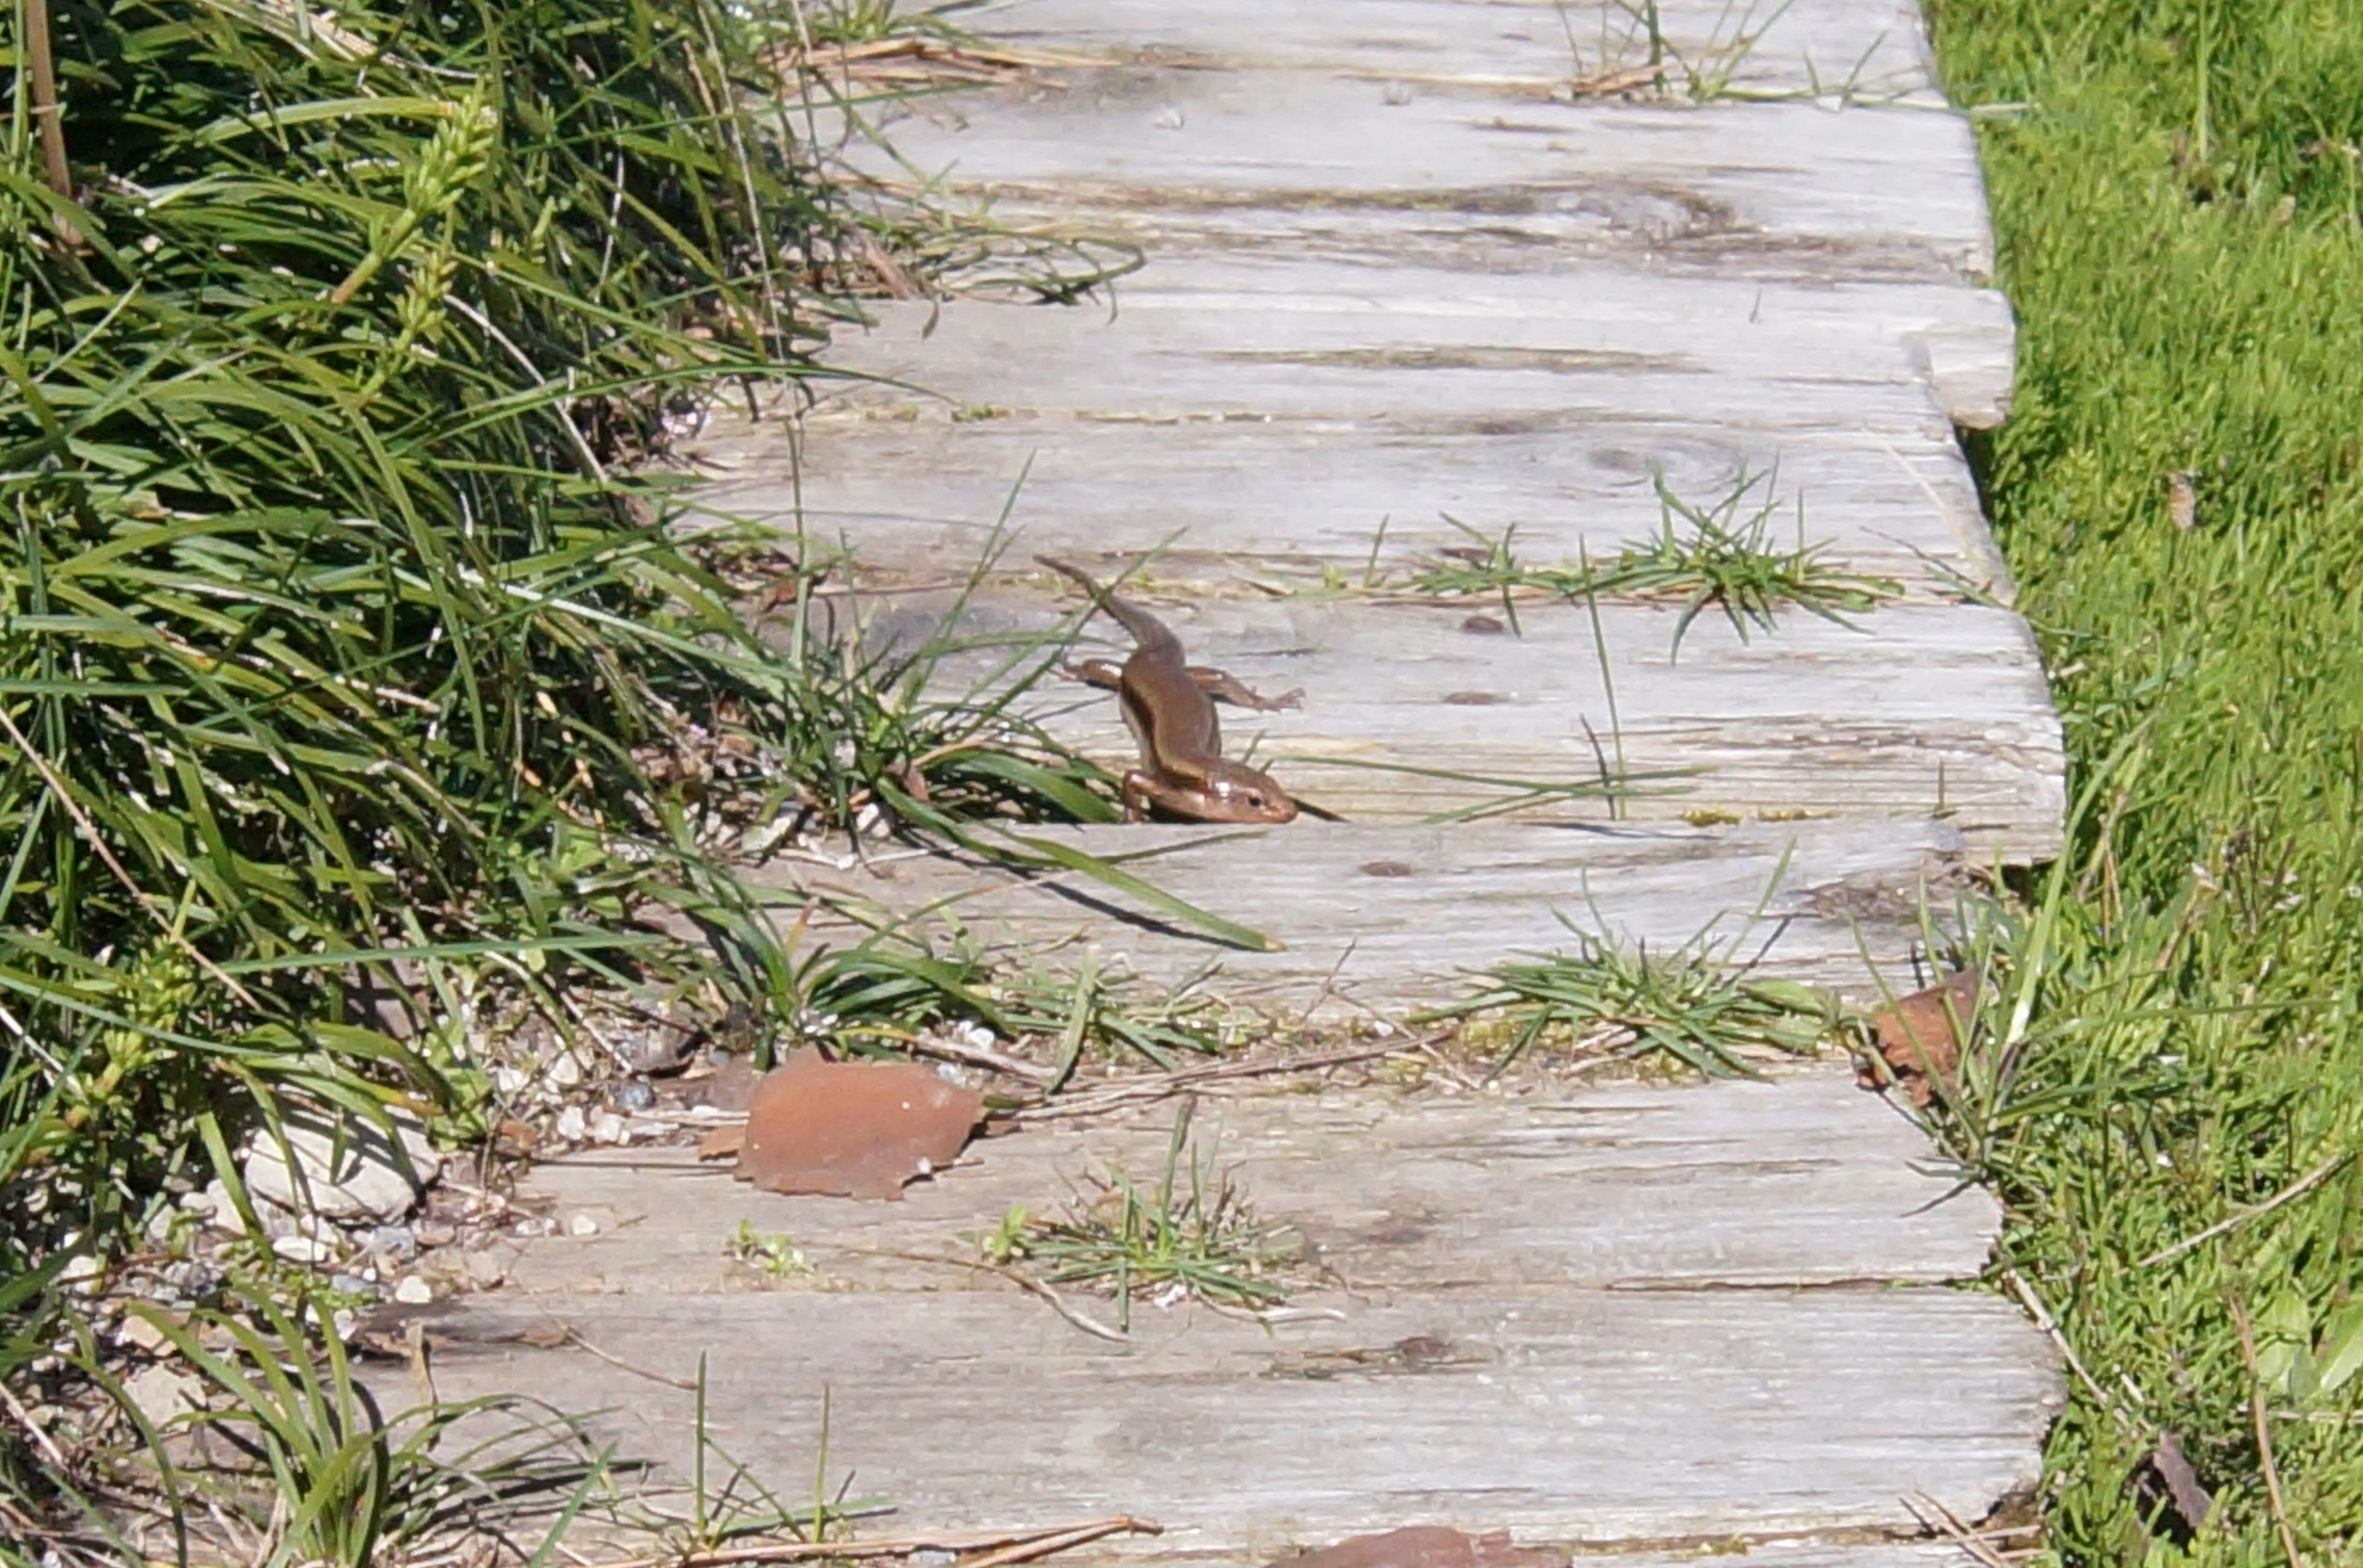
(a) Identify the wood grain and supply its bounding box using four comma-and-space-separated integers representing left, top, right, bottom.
497, 1073, 2002, 1297
955, 0, 1936, 97
743, 818, 1967, 1009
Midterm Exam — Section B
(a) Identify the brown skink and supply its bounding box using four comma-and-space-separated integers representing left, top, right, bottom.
1038, 556, 1301, 825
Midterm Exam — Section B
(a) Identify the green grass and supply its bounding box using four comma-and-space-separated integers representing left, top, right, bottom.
1408, 466, 1901, 658
1919, 1, 2363, 1562
1417, 910, 1841, 1080
0, 0, 1189, 1548
975, 1100, 1301, 1332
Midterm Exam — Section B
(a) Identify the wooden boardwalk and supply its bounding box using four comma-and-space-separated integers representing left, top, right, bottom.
406, 2, 2065, 1561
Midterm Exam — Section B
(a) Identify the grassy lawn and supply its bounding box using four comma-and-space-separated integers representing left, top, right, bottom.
1925, 0, 2363, 1561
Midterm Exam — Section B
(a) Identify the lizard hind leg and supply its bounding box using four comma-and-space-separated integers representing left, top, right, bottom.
1186, 666, 1305, 713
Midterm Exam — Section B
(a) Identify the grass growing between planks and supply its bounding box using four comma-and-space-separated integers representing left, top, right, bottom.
1917, 1, 2363, 1562
1408, 466, 1900, 658
977, 1100, 1303, 1331
1420, 921, 1841, 1082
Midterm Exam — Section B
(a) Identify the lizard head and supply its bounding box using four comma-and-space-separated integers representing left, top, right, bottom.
1199, 761, 1299, 824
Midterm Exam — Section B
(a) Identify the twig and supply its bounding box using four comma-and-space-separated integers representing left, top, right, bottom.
549, 1320, 699, 1391
2002, 1267, 2141, 1435
1020, 1038, 1426, 1121
596, 1516, 1159, 1568
2231, 1297, 2305, 1568
21, 0, 81, 247
953, 1516, 1162, 1567
1293, 938, 1361, 1030
0, 704, 260, 1008
815, 1244, 1129, 1345
902, 1033, 1055, 1085
0, 1377, 72, 1473
1904, 1491, 2013, 1568
2138, 1153, 2350, 1268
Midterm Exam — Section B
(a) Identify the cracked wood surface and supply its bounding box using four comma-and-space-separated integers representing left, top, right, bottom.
398, 1074, 2060, 1558
397, 5, 2066, 1559
949, 0, 1938, 98
746, 818, 1961, 1012
810, 585, 2061, 862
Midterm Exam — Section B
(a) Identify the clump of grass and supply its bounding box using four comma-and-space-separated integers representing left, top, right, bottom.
1409, 466, 1901, 658
17, 1290, 614, 1568
976, 1102, 1301, 1331
1909, 0, 2363, 1557
1417, 914, 1841, 1080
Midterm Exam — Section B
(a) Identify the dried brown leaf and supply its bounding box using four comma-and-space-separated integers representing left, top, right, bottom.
734, 1049, 983, 1200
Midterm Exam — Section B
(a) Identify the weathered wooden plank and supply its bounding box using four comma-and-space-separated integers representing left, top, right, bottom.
788, 263, 2010, 439
746, 819, 1963, 1007
408, 1284, 2055, 1550
961, 0, 1935, 98
697, 413, 2010, 596
497, 1073, 1999, 1296
789, 586, 2061, 862
854, 79, 1995, 281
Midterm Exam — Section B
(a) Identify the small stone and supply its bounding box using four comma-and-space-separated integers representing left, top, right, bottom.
118, 1314, 175, 1354
610, 1080, 656, 1113
271, 1234, 334, 1265
491, 1065, 528, 1095
393, 1276, 434, 1305
124, 1364, 203, 1428
198, 1180, 248, 1236
463, 1250, 508, 1289
553, 1106, 587, 1142
57, 1254, 102, 1286
413, 1220, 457, 1249
241, 1110, 441, 1225
366, 1224, 417, 1262
567, 1212, 601, 1238
587, 1111, 626, 1145
545, 1051, 586, 1090
329, 1273, 379, 1299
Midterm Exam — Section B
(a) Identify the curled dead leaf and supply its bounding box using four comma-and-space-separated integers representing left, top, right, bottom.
734, 1048, 984, 1201
1858, 967, 1981, 1108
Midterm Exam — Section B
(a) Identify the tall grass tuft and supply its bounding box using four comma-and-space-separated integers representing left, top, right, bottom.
1923, 1, 2363, 1561
0, 0, 1110, 1306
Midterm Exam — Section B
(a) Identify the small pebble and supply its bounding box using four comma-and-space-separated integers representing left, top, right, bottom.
329, 1273, 380, 1299
588, 1110, 627, 1145
610, 1080, 655, 1113
567, 1212, 601, 1238
271, 1234, 334, 1265
117, 1314, 174, 1354
367, 1224, 418, 1262
553, 1105, 588, 1142
393, 1276, 434, 1305
414, 1220, 458, 1249
162, 1259, 222, 1297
